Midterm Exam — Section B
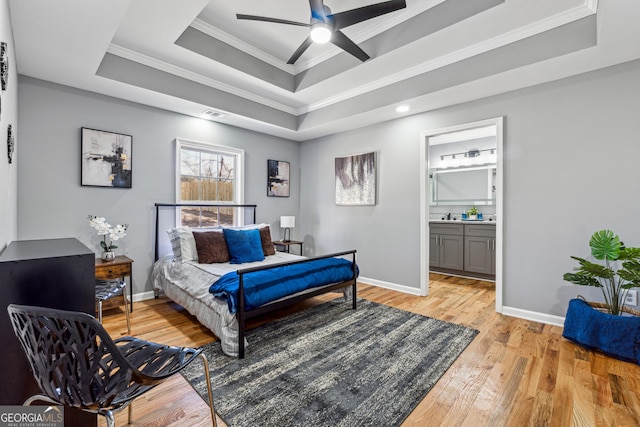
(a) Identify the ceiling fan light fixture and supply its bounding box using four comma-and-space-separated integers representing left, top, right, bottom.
310, 23, 332, 44
237, 0, 406, 63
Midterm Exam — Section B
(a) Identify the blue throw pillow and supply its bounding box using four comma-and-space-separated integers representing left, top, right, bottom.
223, 228, 265, 264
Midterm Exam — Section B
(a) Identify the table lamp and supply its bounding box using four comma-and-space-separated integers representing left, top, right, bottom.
280, 216, 295, 242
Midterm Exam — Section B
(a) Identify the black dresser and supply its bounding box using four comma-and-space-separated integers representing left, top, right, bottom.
0, 238, 96, 426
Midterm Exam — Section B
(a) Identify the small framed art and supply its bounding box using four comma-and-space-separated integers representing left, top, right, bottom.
267, 159, 290, 197
335, 151, 376, 205
7, 124, 14, 164
1, 41, 8, 91
81, 127, 132, 188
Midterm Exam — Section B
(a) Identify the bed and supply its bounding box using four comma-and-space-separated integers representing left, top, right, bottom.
152, 203, 357, 358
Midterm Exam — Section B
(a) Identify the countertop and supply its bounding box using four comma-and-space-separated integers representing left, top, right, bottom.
430, 219, 496, 225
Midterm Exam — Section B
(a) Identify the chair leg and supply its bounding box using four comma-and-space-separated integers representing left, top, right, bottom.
199, 353, 217, 427
128, 403, 133, 425
102, 410, 116, 427
122, 290, 131, 334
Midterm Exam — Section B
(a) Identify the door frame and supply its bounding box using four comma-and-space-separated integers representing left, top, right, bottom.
419, 117, 504, 313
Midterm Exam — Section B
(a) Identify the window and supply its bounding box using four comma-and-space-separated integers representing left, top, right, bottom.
176, 139, 244, 227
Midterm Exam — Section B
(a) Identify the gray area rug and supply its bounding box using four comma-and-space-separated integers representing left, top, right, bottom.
182, 298, 478, 427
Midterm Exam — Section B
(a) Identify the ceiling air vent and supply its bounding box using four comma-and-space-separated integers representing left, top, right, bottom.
200, 109, 228, 120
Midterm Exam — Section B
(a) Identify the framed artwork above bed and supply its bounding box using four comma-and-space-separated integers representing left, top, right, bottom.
267, 159, 290, 197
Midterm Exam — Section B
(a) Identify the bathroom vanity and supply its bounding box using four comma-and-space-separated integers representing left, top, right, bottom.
429, 220, 496, 280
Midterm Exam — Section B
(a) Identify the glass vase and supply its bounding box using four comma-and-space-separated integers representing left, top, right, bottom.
101, 251, 116, 262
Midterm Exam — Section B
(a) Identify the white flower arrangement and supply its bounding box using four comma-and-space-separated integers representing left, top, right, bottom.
88, 215, 128, 252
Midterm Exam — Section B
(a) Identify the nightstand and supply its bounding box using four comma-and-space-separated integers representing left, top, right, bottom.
273, 240, 303, 255
95, 255, 133, 312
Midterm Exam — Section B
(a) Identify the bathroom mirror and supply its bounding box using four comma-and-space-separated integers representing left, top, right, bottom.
430, 164, 496, 206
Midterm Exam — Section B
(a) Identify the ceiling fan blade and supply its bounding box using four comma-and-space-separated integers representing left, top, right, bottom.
331, 30, 370, 62
331, 0, 406, 29
287, 36, 314, 64
236, 14, 310, 27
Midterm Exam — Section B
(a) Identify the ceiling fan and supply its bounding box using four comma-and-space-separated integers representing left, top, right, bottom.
237, 0, 407, 64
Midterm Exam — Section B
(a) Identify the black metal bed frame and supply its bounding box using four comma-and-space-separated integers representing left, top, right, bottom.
154, 203, 357, 358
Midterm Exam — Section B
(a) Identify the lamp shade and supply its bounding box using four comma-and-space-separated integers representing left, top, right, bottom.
280, 216, 295, 228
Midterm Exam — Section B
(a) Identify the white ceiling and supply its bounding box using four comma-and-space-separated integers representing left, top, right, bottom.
8, 0, 640, 141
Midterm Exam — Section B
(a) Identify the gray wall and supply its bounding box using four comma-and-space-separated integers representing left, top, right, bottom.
15, 58, 640, 318
300, 59, 640, 317
17, 77, 300, 296
0, 0, 17, 252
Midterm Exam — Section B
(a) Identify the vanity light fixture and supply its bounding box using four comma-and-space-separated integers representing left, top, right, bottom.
439, 148, 496, 161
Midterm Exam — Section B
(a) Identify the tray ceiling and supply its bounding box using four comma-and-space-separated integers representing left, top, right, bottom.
8, 0, 640, 141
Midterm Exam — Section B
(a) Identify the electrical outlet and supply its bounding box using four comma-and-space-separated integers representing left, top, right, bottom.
624, 290, 638, 306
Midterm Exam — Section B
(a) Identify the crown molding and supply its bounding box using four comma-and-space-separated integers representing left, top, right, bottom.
299, 2, 598, 114
106, 44, 298, 115
191, 19, 295, 75
105, 1, 598, 119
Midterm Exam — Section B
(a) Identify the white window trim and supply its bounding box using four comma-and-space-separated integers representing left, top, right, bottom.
175, 138, 245, 204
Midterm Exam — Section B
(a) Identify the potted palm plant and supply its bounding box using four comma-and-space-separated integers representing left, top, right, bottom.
563, 229, 640, 315
562, 229, 640, 363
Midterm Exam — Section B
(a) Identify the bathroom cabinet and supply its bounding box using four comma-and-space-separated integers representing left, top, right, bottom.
464, 224, 496, 276
429, 222, 496, 280
429, 223, 464, 271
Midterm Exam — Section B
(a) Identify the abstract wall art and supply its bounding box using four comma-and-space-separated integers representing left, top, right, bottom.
81, 127, 132, 188
267, 159, 290, 197
7, 124, 14, 164
335, 151, 376, 205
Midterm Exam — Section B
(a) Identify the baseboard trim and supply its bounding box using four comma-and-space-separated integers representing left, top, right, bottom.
358, 276, 422, 296
132, 291, 156, 302
502, 305, 565, 327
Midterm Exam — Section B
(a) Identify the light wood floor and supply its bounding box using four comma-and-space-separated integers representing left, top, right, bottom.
100, 274, 640, 427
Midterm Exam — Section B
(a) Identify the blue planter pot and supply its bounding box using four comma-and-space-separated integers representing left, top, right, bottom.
563, 298, 640, 364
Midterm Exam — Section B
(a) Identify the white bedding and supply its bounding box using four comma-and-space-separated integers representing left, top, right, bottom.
152, 252, 303, 357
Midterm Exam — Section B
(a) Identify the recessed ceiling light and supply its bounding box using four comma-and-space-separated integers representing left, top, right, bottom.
396, 105, 410, 113
200, 109, 228, 120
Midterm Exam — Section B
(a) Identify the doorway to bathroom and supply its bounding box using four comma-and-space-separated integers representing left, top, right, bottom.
419, 117, 504, 313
